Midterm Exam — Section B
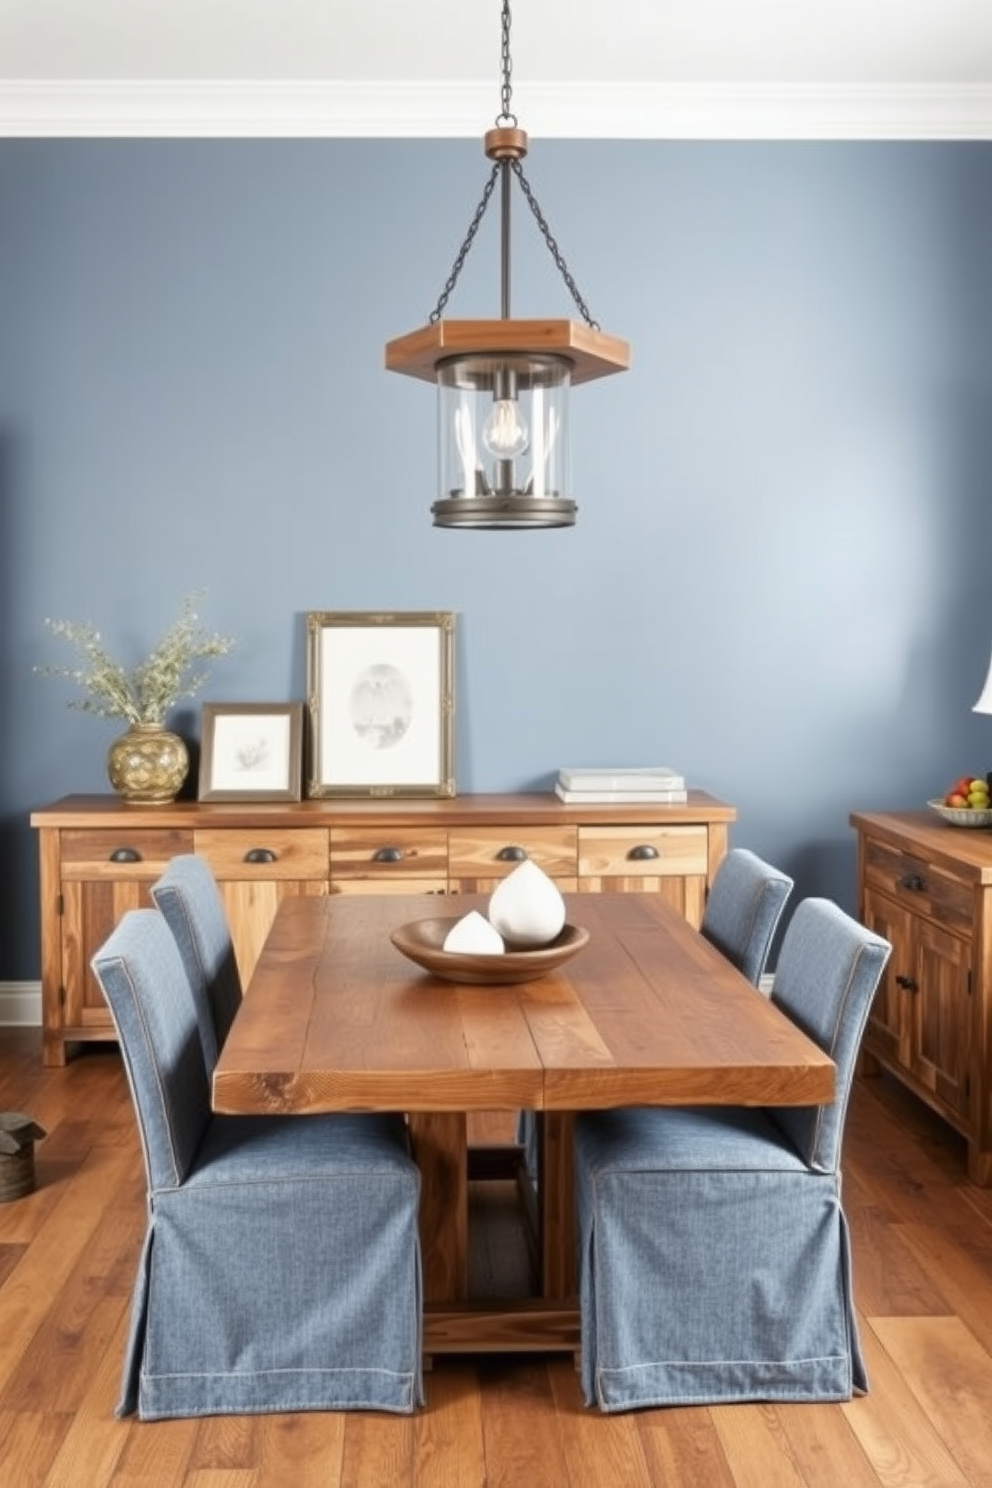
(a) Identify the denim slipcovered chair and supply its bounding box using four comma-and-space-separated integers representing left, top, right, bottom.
92, 909, 423, 1419
573, 897, 890, 1412
700, 847, 794, 989
519, 849, 794, 1183
150, 853, 242, 1069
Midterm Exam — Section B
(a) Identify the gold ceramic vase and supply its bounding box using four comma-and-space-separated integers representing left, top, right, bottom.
107, 722, 189, 806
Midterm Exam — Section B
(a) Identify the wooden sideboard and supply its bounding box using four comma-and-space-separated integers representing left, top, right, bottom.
32, 791, 735, 1066
851, 809, 992, 1186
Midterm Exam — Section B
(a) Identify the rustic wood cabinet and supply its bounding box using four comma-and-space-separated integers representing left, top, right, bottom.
851, 810, 992, 1185
33, 791, 735, 1066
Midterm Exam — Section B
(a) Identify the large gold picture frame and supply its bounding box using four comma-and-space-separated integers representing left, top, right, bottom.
306, 610, 456, 798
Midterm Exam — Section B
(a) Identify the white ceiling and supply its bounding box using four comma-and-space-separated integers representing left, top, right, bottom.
2, 0, 992, 84
2, 0, 992, 137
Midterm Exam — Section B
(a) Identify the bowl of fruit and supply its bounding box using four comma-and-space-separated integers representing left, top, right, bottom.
929, 775, 992, 827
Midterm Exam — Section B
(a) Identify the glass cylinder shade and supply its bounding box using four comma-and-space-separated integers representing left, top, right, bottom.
433, 354, 573, 528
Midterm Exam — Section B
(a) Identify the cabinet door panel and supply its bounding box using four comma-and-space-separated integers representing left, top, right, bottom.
862, 888, 913, 1070
62, 879, 151, 1031
217, 880, 327, 990
913, 919, 972, 1126
577, 873, 706, 926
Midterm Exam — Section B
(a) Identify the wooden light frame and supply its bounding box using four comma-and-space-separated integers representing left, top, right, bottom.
385, 319, 630, 388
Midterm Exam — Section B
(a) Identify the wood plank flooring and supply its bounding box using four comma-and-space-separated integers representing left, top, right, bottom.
2, 1027, 992, 1487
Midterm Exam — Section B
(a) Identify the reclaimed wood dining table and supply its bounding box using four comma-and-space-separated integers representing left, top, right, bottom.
212, 890, 835, 1356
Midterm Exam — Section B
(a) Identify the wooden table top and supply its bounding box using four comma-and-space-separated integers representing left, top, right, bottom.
213, 892, 835, 1117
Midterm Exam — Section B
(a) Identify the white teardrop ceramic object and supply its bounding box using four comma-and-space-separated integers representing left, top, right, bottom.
442, 910, 505, 955
488, 859, 566, 948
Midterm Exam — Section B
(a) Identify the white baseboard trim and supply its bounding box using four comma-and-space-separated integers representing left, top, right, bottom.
0, 982, 42, 1027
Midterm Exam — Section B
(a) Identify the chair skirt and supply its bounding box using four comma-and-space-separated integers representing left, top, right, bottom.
120, 1112, 423, 1419
574, 1105, 866, 1412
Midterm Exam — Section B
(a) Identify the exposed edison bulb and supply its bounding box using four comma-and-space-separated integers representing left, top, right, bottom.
482, 399, 529, 459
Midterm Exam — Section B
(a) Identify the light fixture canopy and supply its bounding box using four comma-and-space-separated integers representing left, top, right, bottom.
384, 1, 630, 530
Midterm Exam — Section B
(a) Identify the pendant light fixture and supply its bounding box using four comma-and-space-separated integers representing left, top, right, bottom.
385, 0, 630, 529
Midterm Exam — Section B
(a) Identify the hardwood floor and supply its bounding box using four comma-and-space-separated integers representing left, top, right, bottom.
2, 1026, 992, 1487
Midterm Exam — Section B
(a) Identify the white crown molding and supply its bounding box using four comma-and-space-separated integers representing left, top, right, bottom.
1, 79, 992, 139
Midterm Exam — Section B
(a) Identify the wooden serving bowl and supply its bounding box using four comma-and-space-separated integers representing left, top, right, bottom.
389, 917, 589, 985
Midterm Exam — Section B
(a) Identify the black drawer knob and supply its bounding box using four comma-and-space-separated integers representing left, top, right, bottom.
895, 973, 918, 992
372, 846, 405, 863
898, 873, 925, 892
627, 844, 660, 861
109, 847, 141, 864
244, 847, 277, 864
496, 845, 527, 862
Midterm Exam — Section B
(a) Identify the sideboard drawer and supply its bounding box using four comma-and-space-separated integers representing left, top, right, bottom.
863, 839, 972, 934
330, 827, 448, 883
58, 827, 194, 878
578, 824, 709, 879
194, 828, 329, 881
448, 826, 578, 881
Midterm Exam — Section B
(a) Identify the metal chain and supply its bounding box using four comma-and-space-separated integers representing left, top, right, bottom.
427, 0, 600, 330
429, 164, 501, 324
497, 0, 516, 126
511, 161, 599, 329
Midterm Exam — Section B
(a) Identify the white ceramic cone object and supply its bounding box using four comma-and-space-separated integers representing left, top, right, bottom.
488, 859, 566, 948
442, 910, 505, 955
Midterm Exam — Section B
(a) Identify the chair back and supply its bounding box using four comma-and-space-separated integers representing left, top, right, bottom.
769, 897, 890, 1172
91, 908, 211, 1190
700, 848, 794, 987
151, 854, 243, 1068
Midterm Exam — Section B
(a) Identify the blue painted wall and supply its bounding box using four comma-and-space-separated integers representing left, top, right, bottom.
2, 139, 992, 978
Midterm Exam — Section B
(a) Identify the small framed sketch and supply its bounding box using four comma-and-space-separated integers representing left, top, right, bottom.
198, 703, 304, 802
306, 610, 455, 798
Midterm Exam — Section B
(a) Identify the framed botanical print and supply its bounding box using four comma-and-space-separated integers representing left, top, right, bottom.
198, 702, 303, 802
306, 610, 455, 798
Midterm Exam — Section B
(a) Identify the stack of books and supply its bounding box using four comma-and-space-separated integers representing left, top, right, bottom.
554, 766, 688, 804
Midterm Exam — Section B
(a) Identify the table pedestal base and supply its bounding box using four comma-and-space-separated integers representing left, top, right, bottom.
410, 1111, 578, 1355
